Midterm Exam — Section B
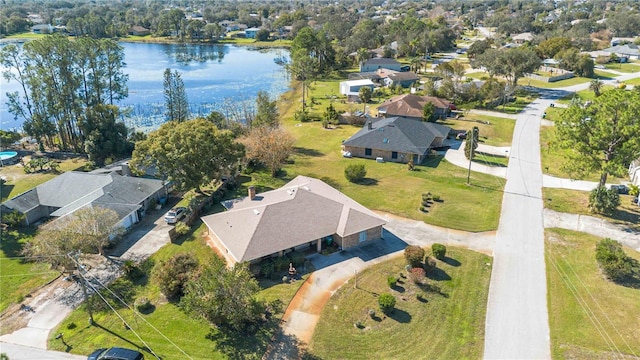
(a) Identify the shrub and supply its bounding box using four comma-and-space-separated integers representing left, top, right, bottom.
288, 251, 305, 268
595, 238, 634, 282
387, 276, 397, 288
432, 243, 446, 260
589, 186, 620, 215
154, 253, 199, 300
345, 164, 366, 183
174, 221, 190, 235
419, 206, 427, 212
134, 297, 153, 313
294, 108, 311, 122
378, 293, 396, 314
423, 256, 437, 273
432, 194, 441, 202
273, 256, 290, 272
2, 211, 25, 228
260, 259, 275, 278
421, 192, 432, 201
368, 309, 376, 318
404, 245, 425, 267
123, 260, 143, 280
409, 267, 426, 284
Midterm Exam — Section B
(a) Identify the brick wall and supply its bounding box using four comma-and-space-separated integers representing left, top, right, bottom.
343, 145, 416, 163
335, 225, 383, 249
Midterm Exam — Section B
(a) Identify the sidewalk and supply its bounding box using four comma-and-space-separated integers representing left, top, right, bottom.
444, 142, 508, 179
466, 109, 518, 120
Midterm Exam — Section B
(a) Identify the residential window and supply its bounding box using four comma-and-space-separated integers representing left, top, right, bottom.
365, 148, 372, 156
359, 231, 367, 243
391, 151, 398, 159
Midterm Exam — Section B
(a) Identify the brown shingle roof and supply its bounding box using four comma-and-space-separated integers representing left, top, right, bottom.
377, 94, 451, 118
201, 176, 386, 263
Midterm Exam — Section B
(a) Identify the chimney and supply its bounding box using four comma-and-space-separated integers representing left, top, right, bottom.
367, 121, 372, 130
248, 186, 256, 200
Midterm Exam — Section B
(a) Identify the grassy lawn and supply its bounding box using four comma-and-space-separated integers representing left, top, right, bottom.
543, 189, 640, 231
49, 222, 308, 359
543, 106, 564, 122
276, 80, 505, 232
539, 126, 625, 183
0, 157, 88, 202
554, 86, 616, 104
309, 249, 492, 359
518, 76, 591, 89
0, 226, 59, 315
593, 70, 618, 79
622, 77, 640, 86
604, 62, 640, 73
473, 152, 509, 167
545, 228, 640, 359
442, 114, 515, 147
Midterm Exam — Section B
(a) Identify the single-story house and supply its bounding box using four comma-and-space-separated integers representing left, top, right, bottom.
511, 32, 533, 44
601, 44, 640, 60
1, 171, 167, 228
384, 71, 420, 88
360, 58, 402, 72
339, 79, 375, 101
201, 176, 386, 265
128, 26, 151, 36
377, 94, 453, 121
342, 117, 451, 164
245, 27, 260, 39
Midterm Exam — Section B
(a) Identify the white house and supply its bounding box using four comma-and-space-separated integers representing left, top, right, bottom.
339, 79, 375, 101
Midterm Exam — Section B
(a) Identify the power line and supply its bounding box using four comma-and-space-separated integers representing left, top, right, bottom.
80, 272, 161, 360
85, 273, 194, 360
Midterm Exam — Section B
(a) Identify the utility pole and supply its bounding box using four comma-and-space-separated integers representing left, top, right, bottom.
68, 251, 94, 325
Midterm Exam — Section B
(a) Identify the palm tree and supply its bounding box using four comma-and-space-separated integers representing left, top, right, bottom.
355, 48, 370, 70
589, 79, 603, 97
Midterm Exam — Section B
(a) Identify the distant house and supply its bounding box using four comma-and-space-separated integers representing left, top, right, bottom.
31, 24, 53, 34
511, 32, 533, 45
128, 26, 151, 36
602, 44, 640, 60
360, 58, 402, 72
383, 71, 419, 88
1, 172, 167, 228
245, 27, 260, 39
342, 117, 451, 164
630, 159, 640, 186
377, 94, 453, 121
201, 176, 386, 265
339, 79, 375, 102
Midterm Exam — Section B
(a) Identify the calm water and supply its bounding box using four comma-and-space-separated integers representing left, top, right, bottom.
0, 42, 290, 131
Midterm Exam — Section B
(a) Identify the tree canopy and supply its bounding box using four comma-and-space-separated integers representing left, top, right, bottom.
556, 89, 640, 187
241, 126, 295, 177
163, 68, 190, 122
130, 118, 244, 192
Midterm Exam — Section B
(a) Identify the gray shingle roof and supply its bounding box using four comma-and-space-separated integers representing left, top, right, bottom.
201, 176, 386, 263
342, 117, 451, 155
603, 44, 640, 56
363, 58, 401, 66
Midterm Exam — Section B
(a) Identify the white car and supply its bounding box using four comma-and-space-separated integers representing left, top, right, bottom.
164, 207, 187, 224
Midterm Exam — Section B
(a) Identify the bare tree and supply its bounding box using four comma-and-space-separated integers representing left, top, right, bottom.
241, 126, 295, 177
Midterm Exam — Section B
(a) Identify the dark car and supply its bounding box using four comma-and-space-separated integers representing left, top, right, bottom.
88, 347, 144, 360
610, 184, 629, 194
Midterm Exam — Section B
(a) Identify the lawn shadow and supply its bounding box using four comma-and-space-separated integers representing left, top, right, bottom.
207, 319, 279, 360
0, 225, 37, 259
442, 257, 461, 267
420, 155, 444, 168
417, 282, 449, 298
1, 183, 15, 202
390, 284, 405, 293
294, 147, 324, 157
93, 322, 146, 351
427, 267, 452, 281
357, 178, 378, 186
387, 308, 412, 323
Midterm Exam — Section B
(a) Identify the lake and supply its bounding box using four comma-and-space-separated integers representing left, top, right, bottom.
0, 42, 290, 132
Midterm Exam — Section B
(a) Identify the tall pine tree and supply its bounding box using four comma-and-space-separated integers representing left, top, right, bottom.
163, 68, 189, 122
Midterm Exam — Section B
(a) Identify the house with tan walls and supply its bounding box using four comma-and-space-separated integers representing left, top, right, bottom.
201, 176, 386, 266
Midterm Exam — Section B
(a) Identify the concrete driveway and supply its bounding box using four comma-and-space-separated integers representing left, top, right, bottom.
0, 342, 85, 360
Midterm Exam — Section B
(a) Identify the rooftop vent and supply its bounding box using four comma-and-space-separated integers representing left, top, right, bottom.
302, 186, 311, 191
253, 209, 260, 215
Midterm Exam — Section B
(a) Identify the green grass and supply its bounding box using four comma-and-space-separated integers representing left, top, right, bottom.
545, 228, 640, 359
309, 249, 492, 359
543, 189, 640, 231
593, 70, 618, 79
539, 126, 626, 183
555, 86, 616, 104
0, 157, 88, 201
518, 76, 591, 89
4, 32, 45, 39
49, 222, 307, 359
464, 72, 489, 80
473, 152, 509, 167
622, 77, 640, 86
604, 62, 640, 73
542, 106, 564, 122
0, 227, 59, 315
442, 114, 515, 147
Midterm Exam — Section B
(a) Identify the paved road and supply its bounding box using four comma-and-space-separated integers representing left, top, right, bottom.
0, 342, 85, 360
483, 97, 553, 359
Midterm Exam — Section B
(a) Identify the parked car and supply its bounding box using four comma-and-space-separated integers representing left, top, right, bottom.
164, 207, 187, 224
88, 347, 144, 360
610, 184, 629, 194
